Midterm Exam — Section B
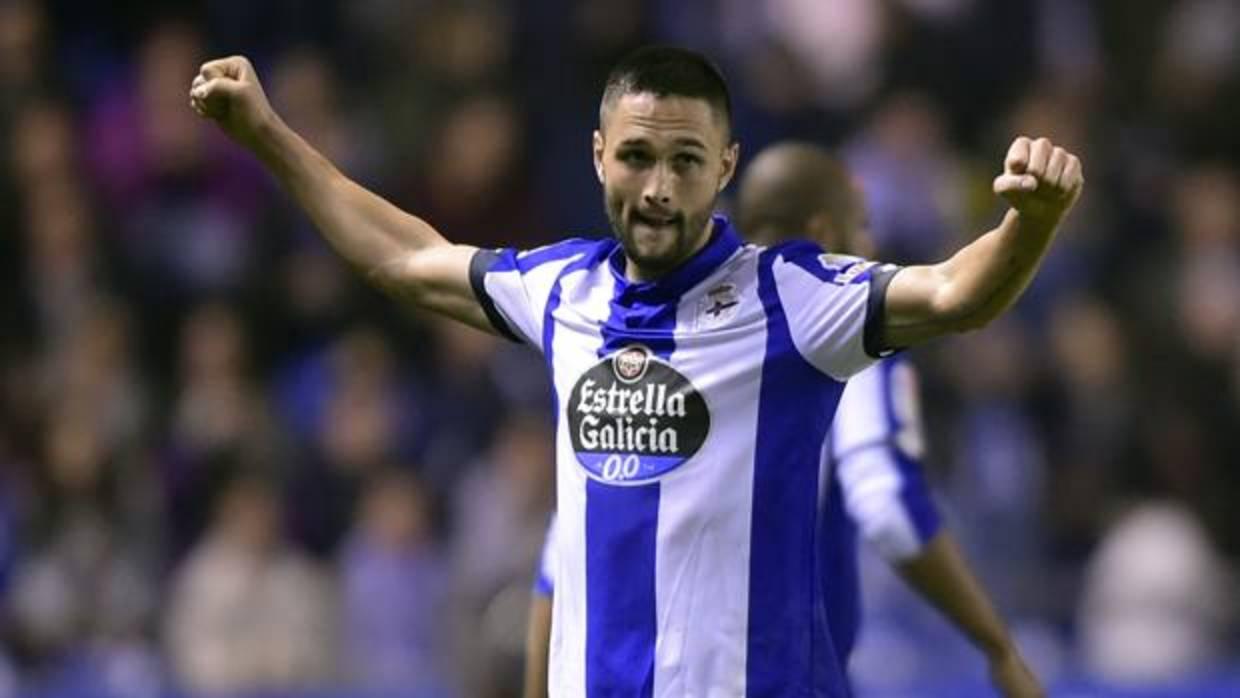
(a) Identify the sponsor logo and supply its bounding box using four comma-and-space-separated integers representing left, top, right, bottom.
567, 345, 710, 484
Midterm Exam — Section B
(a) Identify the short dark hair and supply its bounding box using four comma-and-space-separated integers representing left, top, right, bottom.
600, 45, 733, 139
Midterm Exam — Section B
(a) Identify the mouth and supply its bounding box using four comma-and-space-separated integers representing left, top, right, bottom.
631, 210, 681, 232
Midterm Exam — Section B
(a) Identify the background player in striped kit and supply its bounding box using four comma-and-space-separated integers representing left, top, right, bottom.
523, 142, 1044, 698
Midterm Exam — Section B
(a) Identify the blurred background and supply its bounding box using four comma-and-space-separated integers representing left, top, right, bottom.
0, 0, 1237, 696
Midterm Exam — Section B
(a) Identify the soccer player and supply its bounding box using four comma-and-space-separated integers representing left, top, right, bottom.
190, 46, 1083, 696
523, 142, 1044, 698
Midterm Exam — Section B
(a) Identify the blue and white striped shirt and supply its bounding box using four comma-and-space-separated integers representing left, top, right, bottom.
536, 356, 943, 684
474, 214, 896, 697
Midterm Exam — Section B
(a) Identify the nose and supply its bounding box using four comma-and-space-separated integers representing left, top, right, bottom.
642, 163, 672, 207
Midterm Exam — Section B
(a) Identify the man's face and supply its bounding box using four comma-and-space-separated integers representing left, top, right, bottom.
594, 93, 738, 280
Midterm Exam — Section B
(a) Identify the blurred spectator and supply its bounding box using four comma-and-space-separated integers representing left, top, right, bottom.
762, 0, 885, 109
844, 91, 964, 263
9, 98, 76, 198
270, 47, 377, 179
165, 474, 336, 694
450, 409, 554, 599
83, 19, 269, 354
5, 399, 157, 689
1079, 501, 1234, 683
0, 0, 49, 107
339, 469, 451, 694
19, 179, 108, 347
403, 91, 543, 248
418, 316, 511, 495
1172, 166, 1240, 364
283, 326, 423, 557
450, 410, 554, 696
1153, 0, 1240, 160
161, 301, 286, 560
37, 298, 150, 452
937, 319, 1048, 619
1042, 294, 1133, 573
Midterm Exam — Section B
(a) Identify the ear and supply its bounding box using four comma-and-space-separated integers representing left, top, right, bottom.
592, 130, 605, 184
718, 141, 740, 193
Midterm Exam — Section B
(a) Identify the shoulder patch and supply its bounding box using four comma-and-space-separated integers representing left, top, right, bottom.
818, 253, 877, 286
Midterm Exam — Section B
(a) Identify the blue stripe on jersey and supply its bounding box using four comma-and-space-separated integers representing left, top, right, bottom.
585, 479, 659, 696
748, 248, 852, 697
880, 360, 941, 542
584, 248, 681, 698
820, 480, 861, 669
582, 219, 740, 696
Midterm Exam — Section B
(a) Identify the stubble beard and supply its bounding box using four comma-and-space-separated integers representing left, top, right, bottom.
605, 192, 716, 280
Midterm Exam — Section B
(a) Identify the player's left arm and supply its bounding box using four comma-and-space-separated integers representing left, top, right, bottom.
895, 533, 1045, 698
879, 136, 1083, 348
836, 362, 1042, 697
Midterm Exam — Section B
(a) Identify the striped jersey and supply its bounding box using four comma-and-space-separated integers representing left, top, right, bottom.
536, 356, 944, 681
472, 214, 897, 697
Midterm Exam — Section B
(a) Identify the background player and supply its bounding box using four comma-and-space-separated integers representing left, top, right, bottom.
522, 142, 1044, 698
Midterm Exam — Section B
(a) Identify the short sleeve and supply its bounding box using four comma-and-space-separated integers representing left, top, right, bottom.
773, 243, 901, 381
533, 514, 557, 597
830, 359, 941, 561
469, 239, 602, 353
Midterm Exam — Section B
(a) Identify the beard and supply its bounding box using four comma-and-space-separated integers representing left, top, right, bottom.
605, 191, 716, 279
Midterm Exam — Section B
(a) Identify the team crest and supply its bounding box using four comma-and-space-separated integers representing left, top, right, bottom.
697, 283, 740, 329
613, 345, 651, 384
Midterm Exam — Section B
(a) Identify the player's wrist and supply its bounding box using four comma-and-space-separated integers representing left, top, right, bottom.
247, 112, 295, 166
982, 636, 1021, 663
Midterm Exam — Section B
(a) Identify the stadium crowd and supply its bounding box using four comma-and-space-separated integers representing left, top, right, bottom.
0, 1, 1237, 696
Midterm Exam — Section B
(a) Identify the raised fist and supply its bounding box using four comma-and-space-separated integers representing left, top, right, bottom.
993, 136, 1084, 225
189, 56, 277, 149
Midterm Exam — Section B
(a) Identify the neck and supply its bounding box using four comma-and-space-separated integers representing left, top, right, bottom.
625, 218, 716, 283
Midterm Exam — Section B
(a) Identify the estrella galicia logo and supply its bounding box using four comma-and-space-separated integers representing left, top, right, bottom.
567, 345, 710, 485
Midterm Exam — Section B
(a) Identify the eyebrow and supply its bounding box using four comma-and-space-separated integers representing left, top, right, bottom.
617, 137, 709, 151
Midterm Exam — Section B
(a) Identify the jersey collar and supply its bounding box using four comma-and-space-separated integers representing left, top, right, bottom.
608, 214, 742, 303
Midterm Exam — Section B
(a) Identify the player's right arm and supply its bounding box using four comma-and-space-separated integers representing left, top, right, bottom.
188, 56, 491, 332
524, 592, 552, 698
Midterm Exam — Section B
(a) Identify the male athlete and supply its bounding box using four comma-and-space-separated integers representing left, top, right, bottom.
522, 143, 1044, 697
190, 45, 1082, 696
